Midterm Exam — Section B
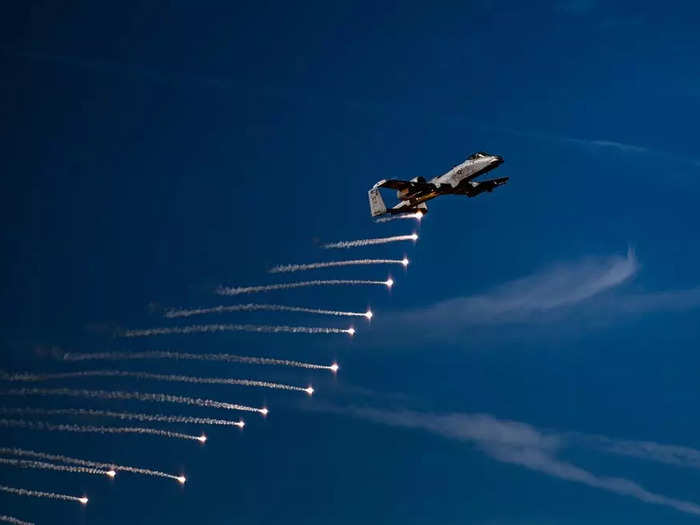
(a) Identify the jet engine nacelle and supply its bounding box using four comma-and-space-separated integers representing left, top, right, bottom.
398, 177, 426, 199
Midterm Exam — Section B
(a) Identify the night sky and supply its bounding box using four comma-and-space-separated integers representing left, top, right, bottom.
2, 2, 700, 524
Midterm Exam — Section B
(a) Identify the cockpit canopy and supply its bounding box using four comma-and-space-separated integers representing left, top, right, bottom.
468, 151, 492, 160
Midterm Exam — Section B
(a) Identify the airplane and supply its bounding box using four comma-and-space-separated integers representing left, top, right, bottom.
368, 152, 507, 217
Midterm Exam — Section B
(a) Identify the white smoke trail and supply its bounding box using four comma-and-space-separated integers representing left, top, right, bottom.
0, 515, 34, 525
0, 457, 112, 478
323, 234, 418, 249
2, 388, 266, 414
62, 350, 339, 372
0, 484, 87, 505
0, 418, 204, 442
0, 448, 184, 483
216, 279, 391, 295
269, 258, 408, 273
120, 323, 354, 338
3, 370, 312, 394
0, 407, 245, 428
374, 213, 423, 223
164, 303, 371, 319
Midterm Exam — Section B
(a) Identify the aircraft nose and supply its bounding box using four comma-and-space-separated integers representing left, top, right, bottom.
494, 155, 504, 163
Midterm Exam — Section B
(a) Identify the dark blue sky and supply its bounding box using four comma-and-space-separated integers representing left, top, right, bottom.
2, 1, 700, 524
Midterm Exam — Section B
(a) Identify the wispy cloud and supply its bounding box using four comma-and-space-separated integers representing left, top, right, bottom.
560, 137, 648, 154
599, 286, 700, 315
342, 407, 700, 516
401, 248, 637, 327
487, 125, 700, 167
581, 433, 700, 470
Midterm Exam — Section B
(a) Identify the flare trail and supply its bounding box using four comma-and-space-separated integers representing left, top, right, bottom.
269, 258, 408, 273
0, 419, 204, 442
164, 303, 370, 319
3, 370, 310, 393
63, 351, 338, 371
0, 448, 184, 483
0, 484, 87, 504
0, 457, 112, 477
0, 407, 245, 428
323, 234, 417, 249
2, 388, 265, 414
216, 280, 390, 295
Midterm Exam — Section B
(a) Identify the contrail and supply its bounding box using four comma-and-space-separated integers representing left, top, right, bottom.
164, 303, 372, 319
2, 370, 313, 395
374, 213, 423, 223
216, 279, 392, 295
120, 323, 355, 338
269, 258, 409, 273
0, 457, 113, 478
0, 484, 88, 505
0, 447, 185, 484
0, 418, 205, 442
63, 350, 339, 372
0, 515, 34, 525
2, 388, 267, 415
323, 233, 418, 249
0, 407, 245, 428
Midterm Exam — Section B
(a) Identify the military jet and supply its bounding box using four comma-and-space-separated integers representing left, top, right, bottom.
368, 152, 507, 217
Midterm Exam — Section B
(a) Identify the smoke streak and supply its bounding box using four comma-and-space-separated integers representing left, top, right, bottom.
216, 279, 390, 295
164, 303, 370, 319
0, 448, 184, 483
2, 388, 266, 414
0, 457, 112, 477
62, 350, 338, 372
0, 515, 34, 525
323, 234, 417, 249
0, 419, 204, 442
120, 323, 354, 337
269, 258, 408, 273
374, 213, 423, 223
0, 407, 245, 428
0, 484, 87, 504
2, 370, 311, 394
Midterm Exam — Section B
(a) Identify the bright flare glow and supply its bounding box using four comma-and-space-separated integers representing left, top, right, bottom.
79, 497, 88, 505
236, 420, 245, 428
106, 470, 116, 478
177, 476, 186, 485
198, 435, 207, 443
346, 327, 355, 336
401, 258, 409, 267
386, 278, 394, 288
305, 386, 314, 396
330, 363, 339, 373
414, 212, 423, 220
411, 233, 418, 241
365, 310, 373, 320
260, 408, 269, 416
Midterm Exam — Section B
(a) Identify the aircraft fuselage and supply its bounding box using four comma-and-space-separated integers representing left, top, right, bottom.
368, 152, 507, 217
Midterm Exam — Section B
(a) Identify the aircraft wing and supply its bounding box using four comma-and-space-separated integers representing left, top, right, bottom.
477, 176, 509, 191
373, 178, 433, 192
454, 176, 509, 196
